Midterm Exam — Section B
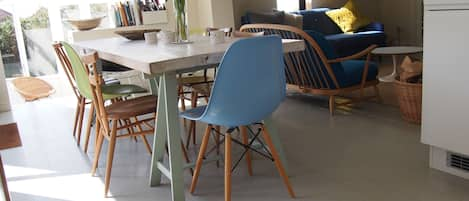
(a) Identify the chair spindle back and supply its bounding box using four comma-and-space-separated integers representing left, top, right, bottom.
240, 24, 341, 90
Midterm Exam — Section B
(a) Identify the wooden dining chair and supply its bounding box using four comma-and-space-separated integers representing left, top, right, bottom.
206, 27, 233, 37
53, 42, 88, 144
81, 52, 192, 197
54, 42, 150, 153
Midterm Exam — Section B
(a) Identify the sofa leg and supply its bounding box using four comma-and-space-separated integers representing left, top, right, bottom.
329, 96, 335, 115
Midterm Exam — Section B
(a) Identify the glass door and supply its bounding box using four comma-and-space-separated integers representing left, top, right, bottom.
0, 8, 22, 78
20, 6, 57, 77
0, 3, 58, 78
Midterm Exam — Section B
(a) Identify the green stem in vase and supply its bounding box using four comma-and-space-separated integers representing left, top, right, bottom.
174, 0, 187, 41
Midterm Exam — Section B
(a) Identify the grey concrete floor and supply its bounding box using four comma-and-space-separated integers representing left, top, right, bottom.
2, 89, 469, 201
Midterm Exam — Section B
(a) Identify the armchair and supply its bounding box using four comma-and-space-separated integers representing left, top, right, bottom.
240, 24, 381, 115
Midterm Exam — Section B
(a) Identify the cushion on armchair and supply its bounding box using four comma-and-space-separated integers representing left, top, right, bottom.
305, 30, 378, 88
339, 60, 378, 87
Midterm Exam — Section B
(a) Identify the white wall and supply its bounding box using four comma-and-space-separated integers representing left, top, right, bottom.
0, 52, 12, 112
188, 0, 235, 33
378, 0, 423, 46
211, 0, 235, 29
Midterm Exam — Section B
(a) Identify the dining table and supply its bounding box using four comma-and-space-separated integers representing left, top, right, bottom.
74, 35, 305, 201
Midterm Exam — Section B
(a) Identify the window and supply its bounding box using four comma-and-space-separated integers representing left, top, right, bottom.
0, 9, 22, 77
0, 1, 121, 78
20, 7, 57, 76
277, 0, 300, 12
90, 3, 111, 28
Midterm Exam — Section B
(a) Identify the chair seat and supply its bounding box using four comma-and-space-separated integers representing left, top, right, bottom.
338, 60, 379, 88
191, 83, 213, 96
105, 95, 157, 119
180, 106, 207, 121
101, 84, 148, 100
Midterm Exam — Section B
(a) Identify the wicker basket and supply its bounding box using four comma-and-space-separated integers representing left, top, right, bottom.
394, 77, 422, 124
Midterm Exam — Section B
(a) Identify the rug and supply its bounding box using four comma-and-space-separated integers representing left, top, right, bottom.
11, 77, 55, 101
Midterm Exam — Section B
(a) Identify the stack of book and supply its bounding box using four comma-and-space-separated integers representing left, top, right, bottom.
112, 0, 166, 27
112, 0, 142, 27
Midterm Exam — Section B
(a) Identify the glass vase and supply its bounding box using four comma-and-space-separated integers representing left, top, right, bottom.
174, 0, 189, 43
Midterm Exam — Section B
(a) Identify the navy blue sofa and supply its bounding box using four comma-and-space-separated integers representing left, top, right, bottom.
242, 9, 386, 57
292, 8, 386, 57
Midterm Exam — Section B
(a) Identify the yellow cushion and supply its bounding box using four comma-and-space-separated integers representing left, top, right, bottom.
325, 0, 371, 33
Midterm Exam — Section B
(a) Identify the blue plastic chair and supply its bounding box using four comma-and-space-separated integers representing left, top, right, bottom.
181, 36, 295, 201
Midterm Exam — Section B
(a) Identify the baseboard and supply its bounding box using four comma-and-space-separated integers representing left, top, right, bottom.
430, 146, 469, 180
0, 104, 10, 112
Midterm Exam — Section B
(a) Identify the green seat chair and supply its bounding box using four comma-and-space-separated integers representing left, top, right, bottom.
53, 42, 147, 152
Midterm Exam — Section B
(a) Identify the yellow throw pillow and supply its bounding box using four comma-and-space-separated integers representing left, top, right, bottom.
325, 0, 371, 33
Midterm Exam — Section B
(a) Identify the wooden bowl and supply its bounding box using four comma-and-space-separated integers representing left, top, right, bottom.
66, 17, 103, 31
114, 29, 161, 40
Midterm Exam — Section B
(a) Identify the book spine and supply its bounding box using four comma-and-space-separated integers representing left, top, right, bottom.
125, 1, 133, 26
118, 2, 129, 26
128, 2, 136, 26
114, 4, 122, 27
109, 4, 117, 27
132, 0, 141, 25
138, 0, 144, 24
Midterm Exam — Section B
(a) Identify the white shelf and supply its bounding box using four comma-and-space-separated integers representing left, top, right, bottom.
68, 24, 164, 42
142, 10, 168, 25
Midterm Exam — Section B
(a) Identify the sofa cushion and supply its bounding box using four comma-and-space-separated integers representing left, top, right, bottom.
357, 22, 384, 32
325, 0, 371, 33
283, 12, 303, 29
294, 8, 343, 35
325, 31, 386, 57
245, 11, 285, 24
338, 60, 378, 87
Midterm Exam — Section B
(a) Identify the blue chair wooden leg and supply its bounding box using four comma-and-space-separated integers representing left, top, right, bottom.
261, 124, 295, 198
263, 116, 289, 174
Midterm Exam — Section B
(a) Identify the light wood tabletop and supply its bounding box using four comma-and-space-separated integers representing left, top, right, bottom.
74, 37, 306, 74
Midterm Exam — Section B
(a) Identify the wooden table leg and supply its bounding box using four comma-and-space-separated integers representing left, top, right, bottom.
149, 72, 186, 201
263, 116, 289, 174
0, 154, 11, 201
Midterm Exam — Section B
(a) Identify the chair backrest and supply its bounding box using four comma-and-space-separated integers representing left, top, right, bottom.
60, 41, 94, 99
232, 31, 264, 38
240, 24, 344, 90
52, 42, 80, 99
199, 36, 285, 127
85, 52, 111, 133
206, 27, 233, 37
